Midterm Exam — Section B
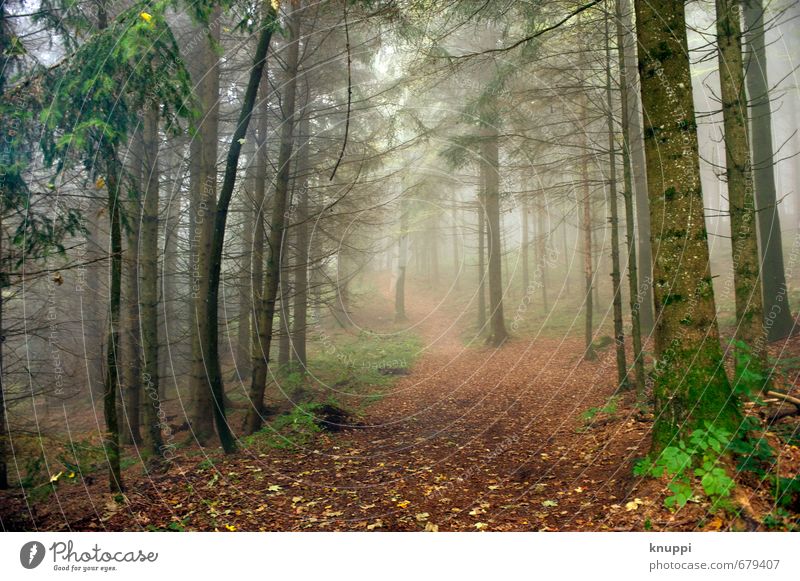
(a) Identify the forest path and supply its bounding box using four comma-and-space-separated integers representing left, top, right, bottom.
10, 280, 654, 531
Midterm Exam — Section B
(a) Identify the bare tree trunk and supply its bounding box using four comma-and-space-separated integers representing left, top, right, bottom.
482, 128, 508, 346
452, 190, 460, 289
743, 0, 794, 341
605, 5, 628, 388
237, 164, 254, 375
537, 195, 548, 312
634, 0, 738, 450
205, 2, 279, 451
616, 0, 645, 396
250, 68, 269, 394
278, 248, 291, 367
103, 156, 123, 493
521, 196, 530, 294
140, 105, 165, 458
188, 8, 220, 445
292, 112, 310, 369
582, 149, 596, 360
245, 6, 299, 435
477, 171, 487, 332
396, 198, 408, 322
717, 0, 769, 389
621, 0, 654, 334
121, 129, 143, 446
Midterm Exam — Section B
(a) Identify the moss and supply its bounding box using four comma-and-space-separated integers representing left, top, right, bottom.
663, 186, 678, 201
652, 40, 674, 62
651, 343, 740, 452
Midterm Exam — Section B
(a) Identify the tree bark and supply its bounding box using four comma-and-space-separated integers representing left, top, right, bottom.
482, 128, 508, 346
615, 0, 646, 396
634, 0, 738, 450
605, 5, 628, 389
103, 156, 123, 493
188, 8, 220, 445
621, 0, 655, 335
396, 198, 408, 322
244, 5, 299, 435
121, 129, 143, 446
743, 0, 794, 341
717, 0, 769, 389
292, 112, 310, 369
140, 105, 165, 457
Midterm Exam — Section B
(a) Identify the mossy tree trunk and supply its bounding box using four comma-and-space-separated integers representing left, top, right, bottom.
634, 0, 739, 450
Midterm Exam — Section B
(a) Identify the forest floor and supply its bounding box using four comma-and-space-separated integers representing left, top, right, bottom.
2, 280, 800, 531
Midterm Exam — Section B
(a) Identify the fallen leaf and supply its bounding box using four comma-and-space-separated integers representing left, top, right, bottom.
424, 522, 439, 532
474, 522, 488, 530
541, 500, 558, 508
415, 512, 430, 522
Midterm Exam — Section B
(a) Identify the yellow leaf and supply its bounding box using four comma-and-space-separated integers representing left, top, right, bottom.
415, 512, 430, 522
224, 524, 236, 531
625, 498, 643, 511
396, 500, 410, 509
95, 177, 105, 189
271, 0, 280, 12
366, 519, 383, 531
50, 471, 63, 483
474, 522, 488, 530
139, 12, 152, 23
424, 522, 439, 532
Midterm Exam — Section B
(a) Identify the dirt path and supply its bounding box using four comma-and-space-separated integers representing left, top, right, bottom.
3, 286, 657, 531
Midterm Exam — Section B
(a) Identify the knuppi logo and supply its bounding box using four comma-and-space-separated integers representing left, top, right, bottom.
20, 541, 46, 569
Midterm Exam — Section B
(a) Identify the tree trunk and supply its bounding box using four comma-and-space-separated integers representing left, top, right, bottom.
581, 140, 595, 361
743, 0, 794, 341
292, 112, 310, 369
605, 5, 628, 389
250, 67, 269, 394
717, 0, 769, 389
396, 198, 408, 322
521, 196, 530, 294
121, 129, 143, 446
188, 8, 220, 445
103, 157, 123, 493
536, 195, 548, 312
140, 105, 165, 457
634, 0, 739, 450
621, 0, 655, 335
616, 0, 646, 396
477, 191, 487, 332
245, 5, 299, 435
482, 128, 508, 346
278, 247, 292, 368
237, 163, 254, 375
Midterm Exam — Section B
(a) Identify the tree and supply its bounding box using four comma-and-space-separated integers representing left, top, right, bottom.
245, 3, 299, 435
716, 0, 769, 389
481, 126, 509, 346
743, 0, 793, 341
633, 0, 739, 449
604, 2, 628, 388
615, 0, 645, 394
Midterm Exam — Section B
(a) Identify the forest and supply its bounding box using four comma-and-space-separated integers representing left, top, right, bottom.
0, 0, 799, 533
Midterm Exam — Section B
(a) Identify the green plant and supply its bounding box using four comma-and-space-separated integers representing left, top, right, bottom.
581, 395, 620, 423
635, 422, 735, 509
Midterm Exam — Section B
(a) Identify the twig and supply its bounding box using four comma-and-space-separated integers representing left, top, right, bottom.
329, 2, 351, 181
